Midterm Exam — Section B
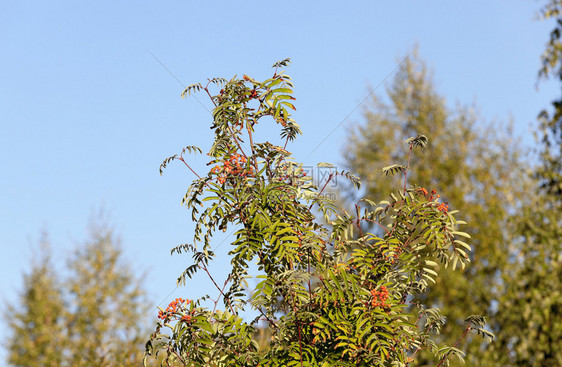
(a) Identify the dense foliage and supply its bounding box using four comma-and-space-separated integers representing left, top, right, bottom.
145, 60, 492, 366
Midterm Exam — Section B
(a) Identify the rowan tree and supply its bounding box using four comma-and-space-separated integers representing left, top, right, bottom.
145, 60, 492, 366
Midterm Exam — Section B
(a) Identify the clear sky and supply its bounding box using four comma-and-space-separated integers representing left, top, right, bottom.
0, 1, 558, 362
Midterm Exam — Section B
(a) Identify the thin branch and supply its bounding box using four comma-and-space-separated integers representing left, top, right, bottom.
203, 83, 218, 107
364, 218, 390, 235
177, 156, 201, 179
199, 265, 236, 315
308, 173, 335, 211
436, 325, 471, 367
404, 142, 413, 194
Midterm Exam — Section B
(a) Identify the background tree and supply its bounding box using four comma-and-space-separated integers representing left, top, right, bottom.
478, 2, 562, 365
4, 219, 152, 367
4, 235, 66, 367
341, 49, 528, 364
66, 220, 150, 367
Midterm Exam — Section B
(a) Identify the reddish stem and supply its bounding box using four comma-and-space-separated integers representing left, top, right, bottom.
178, 156, 201, 179
364, 218, 390, 235
308, 173, 335, 211
436, 325, 471, 367
403, 142, 413, 194
203, 84, 217, 107
199, 265, 236, 315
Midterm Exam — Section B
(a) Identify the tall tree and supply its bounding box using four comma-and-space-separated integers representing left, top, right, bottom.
341, 49, 529, 364
480, 2, 562, 365
4, 220, 152, 367
65, 221, 149, 367
5, 236, 66, 367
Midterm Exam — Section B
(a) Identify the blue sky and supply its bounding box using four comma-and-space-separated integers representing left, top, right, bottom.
0, 1, 558, 362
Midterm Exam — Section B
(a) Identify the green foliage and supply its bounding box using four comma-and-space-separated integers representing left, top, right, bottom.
537, 0, 562, 200
485, 202, 562, 366
65, 221, 150, 367
341, 49, 527, 365
4, 235, 65, 367
145, 61, 491, 366
475, 3, 562, 365
4, 220, 152, 367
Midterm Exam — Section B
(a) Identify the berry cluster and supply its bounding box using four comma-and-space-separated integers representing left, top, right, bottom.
210, 154, 254, 184
437, 202, 449, 213
370, 286, 389, 309
417, 187, 449, 213
158, 298, 191, 321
